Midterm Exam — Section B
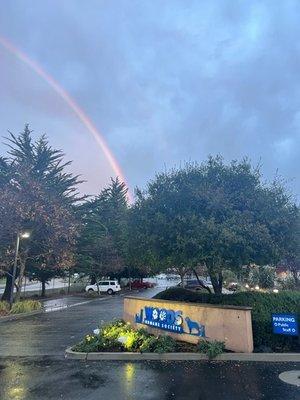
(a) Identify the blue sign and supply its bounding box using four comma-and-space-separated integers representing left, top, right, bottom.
135, 306, 205, 337
272, 314, 298, 336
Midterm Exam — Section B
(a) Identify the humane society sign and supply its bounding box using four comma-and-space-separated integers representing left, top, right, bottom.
125, 297, 254, 352
135, 306, 206, 337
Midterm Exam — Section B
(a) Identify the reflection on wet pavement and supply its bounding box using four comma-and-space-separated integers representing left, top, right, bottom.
0, 358, 299, 400
43, 297, 94, 312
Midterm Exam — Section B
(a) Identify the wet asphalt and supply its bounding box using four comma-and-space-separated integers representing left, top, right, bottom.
0, 287, 299, 399
0, 358, 299, 400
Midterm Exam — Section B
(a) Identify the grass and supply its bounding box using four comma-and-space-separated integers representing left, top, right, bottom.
0, 301, 9, 316
0, 300, 42, 316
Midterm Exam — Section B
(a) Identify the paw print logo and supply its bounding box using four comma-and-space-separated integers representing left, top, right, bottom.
152, 309, 158, 320
159, 310, 167, 321
175, 314, 183, 326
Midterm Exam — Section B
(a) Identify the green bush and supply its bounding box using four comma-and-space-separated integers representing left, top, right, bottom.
10, 300, 42, 314
197, 340, 225, 359
85, 291, 100, 298
73, 333, 123, 353
73, 320, 177, 353
249, 266, 276, 289
140, 335, 177, 353
0, 301, 9, 315
279, 277, 299, 290
155, 288, 300, 352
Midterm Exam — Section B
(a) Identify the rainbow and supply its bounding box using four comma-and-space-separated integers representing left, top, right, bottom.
0, 36, 132, 201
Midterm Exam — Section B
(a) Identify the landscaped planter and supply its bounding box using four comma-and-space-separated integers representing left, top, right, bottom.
124, 296, 254, 353
70, 319, 229, 360
67, 318, 300, 362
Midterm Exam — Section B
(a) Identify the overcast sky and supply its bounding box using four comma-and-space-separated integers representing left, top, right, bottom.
0, 1, 299, 199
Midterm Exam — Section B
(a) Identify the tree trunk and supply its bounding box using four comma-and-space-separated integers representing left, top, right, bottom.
1, 266, 19, 301
192, 268, 211, 293
179, 271, 185, 286
41, 279, 46, 297
1, 268, 13, 301
210, 272, 223, 294
67, 269, 71, 294
291, 266, 299, 286
15, 261, 26, 302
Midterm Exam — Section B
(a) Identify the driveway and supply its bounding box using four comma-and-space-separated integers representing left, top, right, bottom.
0, 286, 299, 399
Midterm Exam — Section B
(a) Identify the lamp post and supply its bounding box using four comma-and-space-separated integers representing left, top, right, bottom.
9, 231, 30, 308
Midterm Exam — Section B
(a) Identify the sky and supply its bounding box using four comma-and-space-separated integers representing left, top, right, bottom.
0, 0, 299, 199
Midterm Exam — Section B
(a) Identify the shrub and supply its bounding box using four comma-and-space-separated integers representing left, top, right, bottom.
85, 291, 100, 298
73, 334, 123, 353
0, 301, 9, 315
10, 300, 42, 314
140, 335, 177, 353
197, 340, 225, 359
73, 320, 177, 353
154, 287, 203, 302
152, 336, 177, 353
279, 277, 299, 290
155, 288, 300, 352
249, 266, 276, 289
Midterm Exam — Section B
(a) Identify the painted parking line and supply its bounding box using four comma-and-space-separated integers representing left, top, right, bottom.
45, 297, 108, 312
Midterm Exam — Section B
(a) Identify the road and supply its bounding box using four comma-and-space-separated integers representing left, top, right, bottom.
0, 287, 163, 357
0, 286, 299, 399
0, 278, 69, 295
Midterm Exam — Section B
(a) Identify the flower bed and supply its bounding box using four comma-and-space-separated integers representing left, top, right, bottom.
72, 319, 225, 359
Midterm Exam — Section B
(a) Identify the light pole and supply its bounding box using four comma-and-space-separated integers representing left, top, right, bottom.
9, 231, 30, 308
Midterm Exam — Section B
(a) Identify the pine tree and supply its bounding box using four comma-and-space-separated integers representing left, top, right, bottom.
76, 178, 128, 283
0, 125, 82, 300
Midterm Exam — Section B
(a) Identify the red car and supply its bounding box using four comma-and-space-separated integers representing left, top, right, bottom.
129, 280, 155, 289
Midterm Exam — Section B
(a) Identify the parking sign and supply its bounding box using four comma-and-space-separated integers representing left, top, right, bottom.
272, 314, 298, 336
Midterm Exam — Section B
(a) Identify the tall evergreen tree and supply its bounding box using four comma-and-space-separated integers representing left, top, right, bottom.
76, 178, 128, 283
0, 125, 82, 299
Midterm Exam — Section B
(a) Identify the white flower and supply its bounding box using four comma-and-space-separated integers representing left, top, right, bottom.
117, 335, 127, 344
93, 328, 100, 335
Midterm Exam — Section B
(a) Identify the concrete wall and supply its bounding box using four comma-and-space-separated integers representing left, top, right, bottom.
124, 296, 253, 353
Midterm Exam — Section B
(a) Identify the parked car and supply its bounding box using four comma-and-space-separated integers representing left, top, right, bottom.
128, 280, 155, 289
178, 279, 208, 290
85, 280, 121, 295
227, 282, 239, 291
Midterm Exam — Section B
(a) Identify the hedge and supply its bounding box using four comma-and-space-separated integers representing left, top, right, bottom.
154, 288, 300, 352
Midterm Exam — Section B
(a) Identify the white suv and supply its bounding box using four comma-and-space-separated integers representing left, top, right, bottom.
85, 280, 121, 295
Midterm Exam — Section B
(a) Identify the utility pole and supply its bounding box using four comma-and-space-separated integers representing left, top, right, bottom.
9, 231, 30, 308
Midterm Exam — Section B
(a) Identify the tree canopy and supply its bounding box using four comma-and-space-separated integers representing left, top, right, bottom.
75, 177, 129, 283
0, 125, 82, 299
129, 157, 298, 293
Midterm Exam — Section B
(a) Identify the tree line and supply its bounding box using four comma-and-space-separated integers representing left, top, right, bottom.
0, 126, 299, 300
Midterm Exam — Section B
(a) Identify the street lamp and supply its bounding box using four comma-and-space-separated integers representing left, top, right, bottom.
20, 232, 30, 239
9, 231, 30, 308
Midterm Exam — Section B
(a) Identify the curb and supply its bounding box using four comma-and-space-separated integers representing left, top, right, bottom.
0, 309, 44, 323
65, 347, 300, 362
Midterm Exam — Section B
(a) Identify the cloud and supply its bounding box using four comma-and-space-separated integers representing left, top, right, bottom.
0, 0, 299, 197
